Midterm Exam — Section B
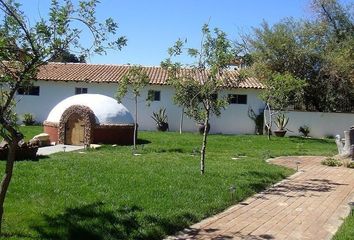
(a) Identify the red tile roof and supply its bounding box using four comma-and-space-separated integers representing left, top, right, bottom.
37, 62, 265, 89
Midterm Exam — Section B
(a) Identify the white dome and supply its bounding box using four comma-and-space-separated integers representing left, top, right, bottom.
46, 94, 134, 125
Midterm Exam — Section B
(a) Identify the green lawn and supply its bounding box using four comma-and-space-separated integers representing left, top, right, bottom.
1, 127, 337, 239
333, 211, 354, 240
20, 125, 43, 141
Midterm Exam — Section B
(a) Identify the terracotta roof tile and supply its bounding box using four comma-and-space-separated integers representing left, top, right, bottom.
37, 62, 265, 89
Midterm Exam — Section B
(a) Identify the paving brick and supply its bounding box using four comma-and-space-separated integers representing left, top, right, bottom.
166, 157, 354, 240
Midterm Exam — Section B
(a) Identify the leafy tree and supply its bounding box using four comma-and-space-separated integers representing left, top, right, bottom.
116, 66, 150, 150
239, 0, 353, 112
261, 72, 306, 139
0, 0, 126, 232
51, 49, 86, 63
161, 24, 235, 174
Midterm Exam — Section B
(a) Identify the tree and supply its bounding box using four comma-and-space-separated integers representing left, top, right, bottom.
261, 72, 306, 139
0, 0, 126, 232
116, 66, 150, 150
161, 24, 235, 174
51, 49, 86, 63
239, 0, 353, 112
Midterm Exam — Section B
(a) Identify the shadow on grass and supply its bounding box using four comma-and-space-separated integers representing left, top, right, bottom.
153, 148, 185, 153
36, 155, 51, 161
136, 139, 152, 145
1, 155, 50, 162
0, 232, 37, 239
288, 136, 332, 144
31, 202, 197, 240
241, 170, 290, 190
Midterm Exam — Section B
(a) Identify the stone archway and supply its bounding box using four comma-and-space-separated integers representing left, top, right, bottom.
65, 113, 85, 145
58, 105, 96, 145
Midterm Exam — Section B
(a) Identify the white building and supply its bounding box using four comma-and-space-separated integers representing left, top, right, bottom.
15, 62, 266, 134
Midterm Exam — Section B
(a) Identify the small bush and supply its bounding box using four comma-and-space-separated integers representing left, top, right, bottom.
347, 161, 354, 168
321, 158, 342, 167
342, 158, 352, 168
298, 125, 310, 137
324, 134, 335, 139
22, 113, 35, 126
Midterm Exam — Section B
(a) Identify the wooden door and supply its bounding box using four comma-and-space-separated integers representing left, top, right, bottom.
65, 114, 85, 145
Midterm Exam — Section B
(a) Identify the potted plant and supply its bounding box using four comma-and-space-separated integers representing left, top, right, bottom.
273, 113, 289, 137
151, 107, 169, 131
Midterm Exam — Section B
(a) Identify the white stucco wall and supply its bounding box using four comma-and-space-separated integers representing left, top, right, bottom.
265, 110, 354, 138
15, 80, 265, 134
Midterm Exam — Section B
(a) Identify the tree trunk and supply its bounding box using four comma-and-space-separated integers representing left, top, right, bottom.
179, 108, 184, 134
267, 111, 272, 140
0, 141, 17, 233
200, 111, 210, 175
133, 95, 138, 149
265, 103, 272, 140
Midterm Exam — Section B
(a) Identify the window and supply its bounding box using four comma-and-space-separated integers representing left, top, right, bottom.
147, 90, 160, 101
228, 94, 247, 104
17, 86, 40, 96
75, 87, 88, 95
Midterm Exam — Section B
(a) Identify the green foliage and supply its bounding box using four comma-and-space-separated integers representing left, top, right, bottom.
321, 157, 342, 166
298, 125, 311, 137
274, 113, 289, 130
22, 113, 35, 126
162, 24, 237, 173
333, 209, 354, 240
116, 65, 150, 148
347, 162, 354, 169
241, 0, 354, 112
260, 72, 306, 111
0, 0, 126, 141
51, 49, 86, 63
116, 65, 150, 103
161, 24, 235, 122
1, 128, 338, 239
151, 107, 168, 125
325, 134, 335, 139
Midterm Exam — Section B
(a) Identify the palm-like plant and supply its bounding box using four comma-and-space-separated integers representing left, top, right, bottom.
151, 108, 169, 131
275, 113, 289, 131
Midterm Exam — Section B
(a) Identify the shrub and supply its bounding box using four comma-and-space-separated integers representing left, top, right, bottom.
298, 125, 310, 137
275, 113, 289, 131
321, 158, 342, 167
324, 134, 335, 139
346, 161, 354, 168
151, 107, 169, 131
22, 113, 35, 126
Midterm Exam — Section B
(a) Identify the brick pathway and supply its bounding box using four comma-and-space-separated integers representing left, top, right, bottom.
167, 156, 354, 240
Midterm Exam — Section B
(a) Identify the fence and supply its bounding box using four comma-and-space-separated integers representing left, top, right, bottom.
264, 110, 354, 138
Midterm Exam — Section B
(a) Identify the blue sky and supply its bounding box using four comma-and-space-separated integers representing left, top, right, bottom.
18, 0, 351, 66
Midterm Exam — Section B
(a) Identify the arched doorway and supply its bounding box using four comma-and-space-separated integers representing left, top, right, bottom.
65, 113, 85, 145
58, 105, 95, 145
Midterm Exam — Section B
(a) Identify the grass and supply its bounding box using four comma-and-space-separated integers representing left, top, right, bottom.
0, 127, 337, 239
333, 210, 354, 240
19, 125, 43, 141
